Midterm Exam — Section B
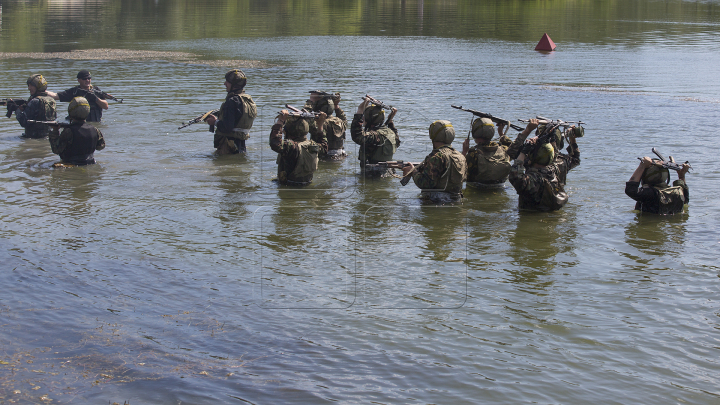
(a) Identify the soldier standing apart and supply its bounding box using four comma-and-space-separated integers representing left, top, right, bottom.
15, 74, 57, 138
625, 157, 690, 214
47, 70, 109, 122
270, 110, 327, 186
205, 70, 257, 155
401, 121, 467, 204
307, 93, 348, 160
508, 119, 580, 211
48, 97, 105, 165
350, 99, 399, 175
462, 118, 533, 185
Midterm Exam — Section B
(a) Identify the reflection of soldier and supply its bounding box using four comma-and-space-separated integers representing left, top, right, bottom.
508, 119, 580, 211
47, 70, 109, 122
625, 157, 690, 215
205, 70, 257, 155
48, 97, 106, 165
462, 118, 532, 185
350, 99, 399, 175
307, 94, 348, 160
270, 110, 326, 186
402, 121, 467, 204
15, 74, 57, 139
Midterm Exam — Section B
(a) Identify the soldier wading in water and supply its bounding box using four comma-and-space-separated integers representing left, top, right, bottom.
270, 109, 327, 186
205, 70, 257, 155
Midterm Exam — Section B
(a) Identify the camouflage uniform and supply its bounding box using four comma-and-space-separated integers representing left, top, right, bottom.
625, 180, 689, 215
411, 145, 467, 202
214, 90, 256, 154
49, 122, 105, 165
350, 114, 399, 175
269, 123, 321, 185
309, 108, 347, 160
16, 92, 57, 138
465, 132, 528, 185
509, 142, 580, 211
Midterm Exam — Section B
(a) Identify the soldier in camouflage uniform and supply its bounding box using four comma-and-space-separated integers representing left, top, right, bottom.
306, 93, 348, 160
625, 156, 690, 215
462, 118, 533, 185
47, 70, 109, 122
15, 74, 57, 139
48, 97, 105, 165
508, 119, 581, 211
402, 120, 467, 203
270, 110, 327, 186
350, 99, 399, 176
205, 70, 257, 155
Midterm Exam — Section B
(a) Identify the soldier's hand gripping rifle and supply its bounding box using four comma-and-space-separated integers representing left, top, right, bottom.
362, 95, 397, 124
26, 120, 73, 128
178, 109, 220, 132
1, 98, 27, 118
451, 105, 524, 135
367, 160, 422, 186
285, 104, 321, 118
637, 148, 693, 171
92, 89, 123, 103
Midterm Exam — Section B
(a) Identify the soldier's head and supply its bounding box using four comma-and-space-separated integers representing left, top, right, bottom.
284, 116, 309, 141
27, 74, 47, 94
529, 143, 555, 166
76, 70, 92, 87
641, 161, 670, 186
429, 120, 455, 145
68, 97, 91, 121
537, 124, 563, 148
363, 104, 385, 129
471, 118, 495, 144
313, 97, 335, 116
224, 69, 247, 92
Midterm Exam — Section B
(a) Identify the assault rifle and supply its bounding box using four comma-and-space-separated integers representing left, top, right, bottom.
366, 160, 422, 185
1, 98, 27, 118
362, 95, 393, 110
518, 116, 586, 130
309, 90, 340, 100
26, 120, 73, 128
285, 104, 321, 118
178, 109, 220, 131
638, 148, 692, 171
451, 105, 524, 134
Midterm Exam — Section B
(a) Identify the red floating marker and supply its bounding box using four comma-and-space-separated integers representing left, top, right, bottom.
535, 33, 556, 51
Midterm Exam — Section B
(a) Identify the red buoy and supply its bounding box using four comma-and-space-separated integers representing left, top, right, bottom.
535, 33, 556, 51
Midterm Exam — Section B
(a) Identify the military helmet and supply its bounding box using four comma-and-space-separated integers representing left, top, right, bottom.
429, 120, 455, 144
314, 98, 335, 116
284, 116, 309, 140
27, 74, 47, 92
363, 104, 385, 127
68, 97, 91, 120
641, 161, 670, 185
471, 118, 495, 140
225, 69, 247, 88
530, 143, 555, 165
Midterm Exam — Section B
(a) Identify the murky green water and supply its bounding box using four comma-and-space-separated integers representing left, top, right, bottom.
1, 1, 719, 404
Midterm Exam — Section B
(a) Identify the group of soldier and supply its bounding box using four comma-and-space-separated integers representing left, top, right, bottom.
5, 69, 691, 215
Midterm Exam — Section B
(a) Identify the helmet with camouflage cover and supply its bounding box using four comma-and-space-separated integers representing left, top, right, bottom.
530, 143, 555, 165
284, 116, 309, 140
313, 98, 335, 116
225, 69, 247, 91
471, 118, 495, 140
68, 97, 90, 120
363, 104, 385, 128
429, 120, 455, 144
27, 74, 48, 92
641, 161, 670, 186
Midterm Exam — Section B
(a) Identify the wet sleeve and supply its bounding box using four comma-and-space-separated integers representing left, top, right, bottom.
505, 132, 529, 160
350, 114, 365, 145
95, 128, 106, 151
335, 107, 347, 122
624, 181, 656, 203
56, 88, 76, 103
15, 98, 39, 127
411, 153, 443, 189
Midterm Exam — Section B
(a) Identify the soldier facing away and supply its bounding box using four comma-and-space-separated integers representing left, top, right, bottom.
402, 120, 467, 204
625, 156, 690, 215
350, 99, 399, 176
270, 110, 327, 186
508, 119, 581, 211
307, 93, 348, 160
462, 118, 532, 185
48, 97, 105, 165
205, 70, 257, 155
15, 74, 57, 138
47, 70, 109, 122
